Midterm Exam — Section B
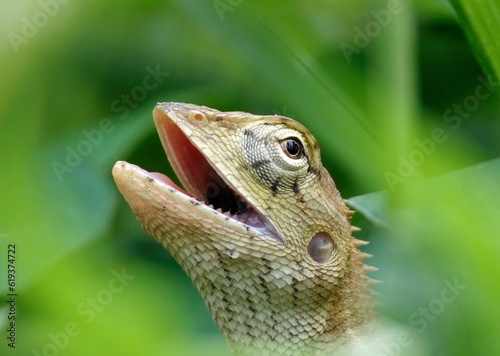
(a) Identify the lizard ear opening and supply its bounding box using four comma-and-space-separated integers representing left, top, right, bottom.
308, 232, 335, 264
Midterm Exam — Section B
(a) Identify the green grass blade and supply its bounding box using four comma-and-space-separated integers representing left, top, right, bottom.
450, 0, 500, 80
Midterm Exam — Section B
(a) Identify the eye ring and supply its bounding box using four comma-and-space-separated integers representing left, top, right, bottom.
280, 138, 304, 159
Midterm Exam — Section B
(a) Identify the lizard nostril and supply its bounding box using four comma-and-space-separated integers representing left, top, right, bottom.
308, 232, 335, 264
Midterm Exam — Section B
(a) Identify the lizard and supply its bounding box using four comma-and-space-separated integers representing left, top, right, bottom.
112, 102, 375, 355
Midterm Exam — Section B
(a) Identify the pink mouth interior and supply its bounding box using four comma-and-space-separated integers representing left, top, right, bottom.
156, 112, 251, 215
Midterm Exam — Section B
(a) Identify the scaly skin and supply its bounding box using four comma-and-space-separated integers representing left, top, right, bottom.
112, 102, 375, 355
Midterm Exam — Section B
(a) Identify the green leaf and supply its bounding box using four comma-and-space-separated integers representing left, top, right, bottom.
450, 0, 500, 81
347, 192, 389, 228
348, 157, 500, 228
351, 158, 500, 354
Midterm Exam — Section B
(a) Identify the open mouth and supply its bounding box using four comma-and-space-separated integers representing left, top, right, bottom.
146, 107, 283, 243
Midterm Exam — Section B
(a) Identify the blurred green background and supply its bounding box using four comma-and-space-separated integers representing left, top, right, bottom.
0, 0, 499, 355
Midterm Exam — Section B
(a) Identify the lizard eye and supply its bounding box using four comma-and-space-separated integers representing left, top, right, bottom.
308, 232, 335, 264
281, 138, 304, 159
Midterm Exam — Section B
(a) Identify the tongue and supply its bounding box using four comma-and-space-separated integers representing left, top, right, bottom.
149, 172, 196, 199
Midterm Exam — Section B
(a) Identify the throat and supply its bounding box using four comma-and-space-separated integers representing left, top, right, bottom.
195, 256, 372, 354
197, 265, 334, 353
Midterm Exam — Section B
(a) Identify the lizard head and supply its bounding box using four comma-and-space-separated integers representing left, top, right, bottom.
112, 102, 372, 352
